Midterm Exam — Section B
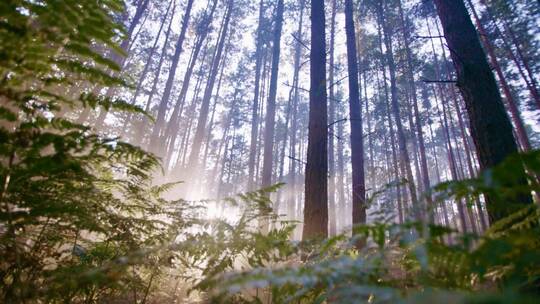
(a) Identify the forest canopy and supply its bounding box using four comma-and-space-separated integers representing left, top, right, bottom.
0, 0, 539, 303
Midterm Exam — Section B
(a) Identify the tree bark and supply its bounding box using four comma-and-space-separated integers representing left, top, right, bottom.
433, 0, 532, 223
186, 0, 234, 172
163, 0, 219, 163
113, 0, 150, 66
375, 27, 404, 223
121, 0, 174, 139
247, 0, 266, 191
466, 0, 531, 152
376, 0, 419, 220
397, 0, 434, 220
286, 0, 304, 225
328, 0, 338, 237
261, 0, 285, 190
93, 0, 151, 128
345, 0, 366, 230
133, 1, 177, 146
149, 0, 195, 156
303, 0, 328, 240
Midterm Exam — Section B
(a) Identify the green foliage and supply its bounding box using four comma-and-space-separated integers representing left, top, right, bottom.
207, 152, 540, 303
0, 0, 137, 118
0, 0, 169, 302
433, 151, 540, 221
172, 186, 297, 296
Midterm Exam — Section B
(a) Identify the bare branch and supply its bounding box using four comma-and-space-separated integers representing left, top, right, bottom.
291, 33, 309, 51
414, 35, 444, 39
287, 155, 307, 165
422, 78, 457, 84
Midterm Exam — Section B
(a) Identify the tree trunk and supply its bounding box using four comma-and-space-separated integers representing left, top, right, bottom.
163, 0, 219, 163
336, 104, 347, 230
261, 0, 285, 190
149, 0, 195, 156
425, 18, 469, 232
433, 0, 532, 223
113, 0, 150, 65
287, 0, 304, 225
186, 0, 234, 172
397, 0, 434, 220
476, 3, 540, 109
466, 0, 531, 152
173, 44, 212, 170
375, 29, 404, 223
133, 2, 177, 146
200, 34, 233, 173
328, 0, 338, 237
376, 0, 419, 221
492, 6, 540, 108
434, 19, 485, 233
303, 0, 328, 240
93, 0, 151, 129
345, 0, 366, 230
247, 0, 266, 191
363, 68, 375, 188
121, 0, 174, 139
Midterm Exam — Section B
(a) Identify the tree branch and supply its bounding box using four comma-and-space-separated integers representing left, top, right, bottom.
422, 78, 457, 84
414, 35, 444, 39
287, 155, 307, 165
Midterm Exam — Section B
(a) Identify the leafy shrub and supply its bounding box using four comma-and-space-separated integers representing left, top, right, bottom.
0, 0, 174, 302
208, 151, 540, 304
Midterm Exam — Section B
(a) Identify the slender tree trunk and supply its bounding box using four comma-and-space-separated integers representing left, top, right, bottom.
286, 2, 305, 225
277, 82, 296, 207
336, 104, 347, 231
303, 0, 328, 240
493, 7, 540, 106
187, 0, 234, 172
200, 89, 222, 171
93, 0, 151, 128
386, 91, 404, 224
163, 36, 202, 165
200, 35, 233, 172
126, 9, 150, 55
121, 0, 174, 139
114, 0, 150, 65
467, 0, 540, 110
164, 0, 218, 162
480, 7, 540, 109
433, 0, 532, 223
148, 0, 195, 156
466, 0, 531, 152
375, 29, 404, 223
397, 0, 434, 220
424, 90, 453, 233
453, 93, 489, 231
255, 57, 269, 186
248, 0, 266, 191
376, 0, 419, 220
133, 3, 176, 146
345, 0, 366, 232
328, 0, 338, 237
211, 90, 239, 185
216, 134, 233, 198
261, 0, 285, 191
176, 57, 209, 169
363, 69, 375, 188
